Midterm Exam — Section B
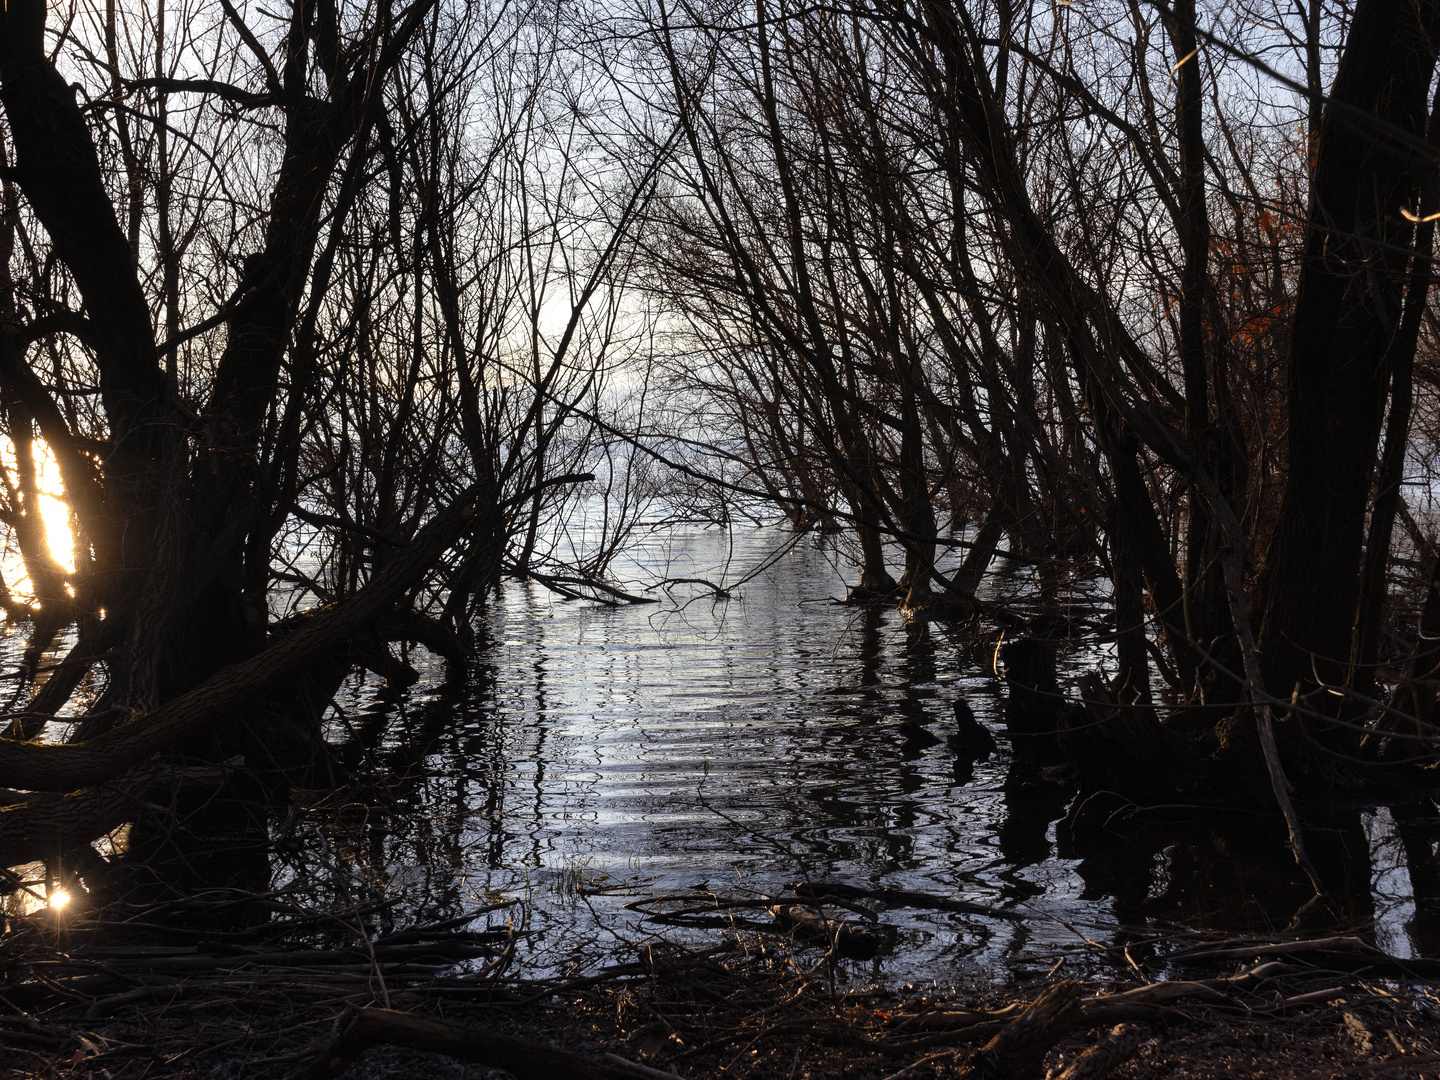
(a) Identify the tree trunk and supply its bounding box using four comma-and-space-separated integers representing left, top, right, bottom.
1164, 0, 1234, 692
0, 0, 179, 601
1257, 0, 1440, 706
1351, 82, 1440, 699
1000, 637, 1066, 769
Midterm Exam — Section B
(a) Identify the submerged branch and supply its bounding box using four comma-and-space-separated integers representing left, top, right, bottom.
0, 488, 480, 793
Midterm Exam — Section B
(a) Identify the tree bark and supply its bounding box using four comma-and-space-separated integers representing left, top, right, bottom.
1351, 80, 1440, 698
1257, 0, 1440, 702
0, 0, 178, 594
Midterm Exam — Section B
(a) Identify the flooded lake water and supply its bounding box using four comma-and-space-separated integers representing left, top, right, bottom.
284, 524, 1435, 984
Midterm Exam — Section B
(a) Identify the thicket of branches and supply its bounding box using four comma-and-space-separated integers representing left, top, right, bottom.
624, 0, 1440, 836
3, 0, 1440, 896
0, 0, 668, 869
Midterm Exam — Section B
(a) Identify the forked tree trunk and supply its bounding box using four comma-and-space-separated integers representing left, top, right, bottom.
1257, 0, 1440, 715
1351, 82, 1440, 700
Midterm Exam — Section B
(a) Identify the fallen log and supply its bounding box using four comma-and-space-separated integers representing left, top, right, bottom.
792, 881, 1020, 921
768, 903, 894, 960
1055, 1023, 1146, 1080
961, 981, 1082, 1080
0, 756, 252, 873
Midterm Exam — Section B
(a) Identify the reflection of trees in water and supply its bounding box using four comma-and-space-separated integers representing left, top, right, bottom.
995, 769, 1074, 907
318, 663, 508, 927
1057, 808, 1375, 941
1391, 802, 1440, 956
81, 550, 1426, 963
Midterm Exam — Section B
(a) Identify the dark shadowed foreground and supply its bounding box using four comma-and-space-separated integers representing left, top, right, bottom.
8, 910, 1440, 1079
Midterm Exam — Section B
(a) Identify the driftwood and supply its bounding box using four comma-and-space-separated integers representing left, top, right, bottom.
1169, 934, 1440, 979
892, 959, 1343, 1041
961, 981, 1082, 1080
4, 910, 1435, 1080
308, 1006, 640, 1080
767, 903, 894, 959
626, 882, 1015, 928
1054, 1023, 1146, 1080
623, 893, 788, 931
792, 881, 1020, 921
1168, 935, 1370, 962
625, 888, 917, 951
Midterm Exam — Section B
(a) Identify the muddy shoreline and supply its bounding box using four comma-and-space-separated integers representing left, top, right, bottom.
7, 897, 1440, 1080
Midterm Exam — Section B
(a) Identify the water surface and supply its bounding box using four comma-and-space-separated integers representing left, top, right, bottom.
298, 525, 1424, 982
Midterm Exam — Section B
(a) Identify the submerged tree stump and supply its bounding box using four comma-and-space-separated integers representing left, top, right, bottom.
1057, 673, 1202, 806
1000, 637, 1066, 767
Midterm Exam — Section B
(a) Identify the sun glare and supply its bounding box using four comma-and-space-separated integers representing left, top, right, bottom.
35, 445, 76, 574
38, 494, 76, 574
0, 439, 78, 607
49, 889, 71, 910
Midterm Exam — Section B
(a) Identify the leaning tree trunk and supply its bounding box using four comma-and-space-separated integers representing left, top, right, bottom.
1350, 80, 1440, 701
1256, 0, 1440, 721
0, 489, 484, 866
0, 0, 449, 878
0, 0, 182, 620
